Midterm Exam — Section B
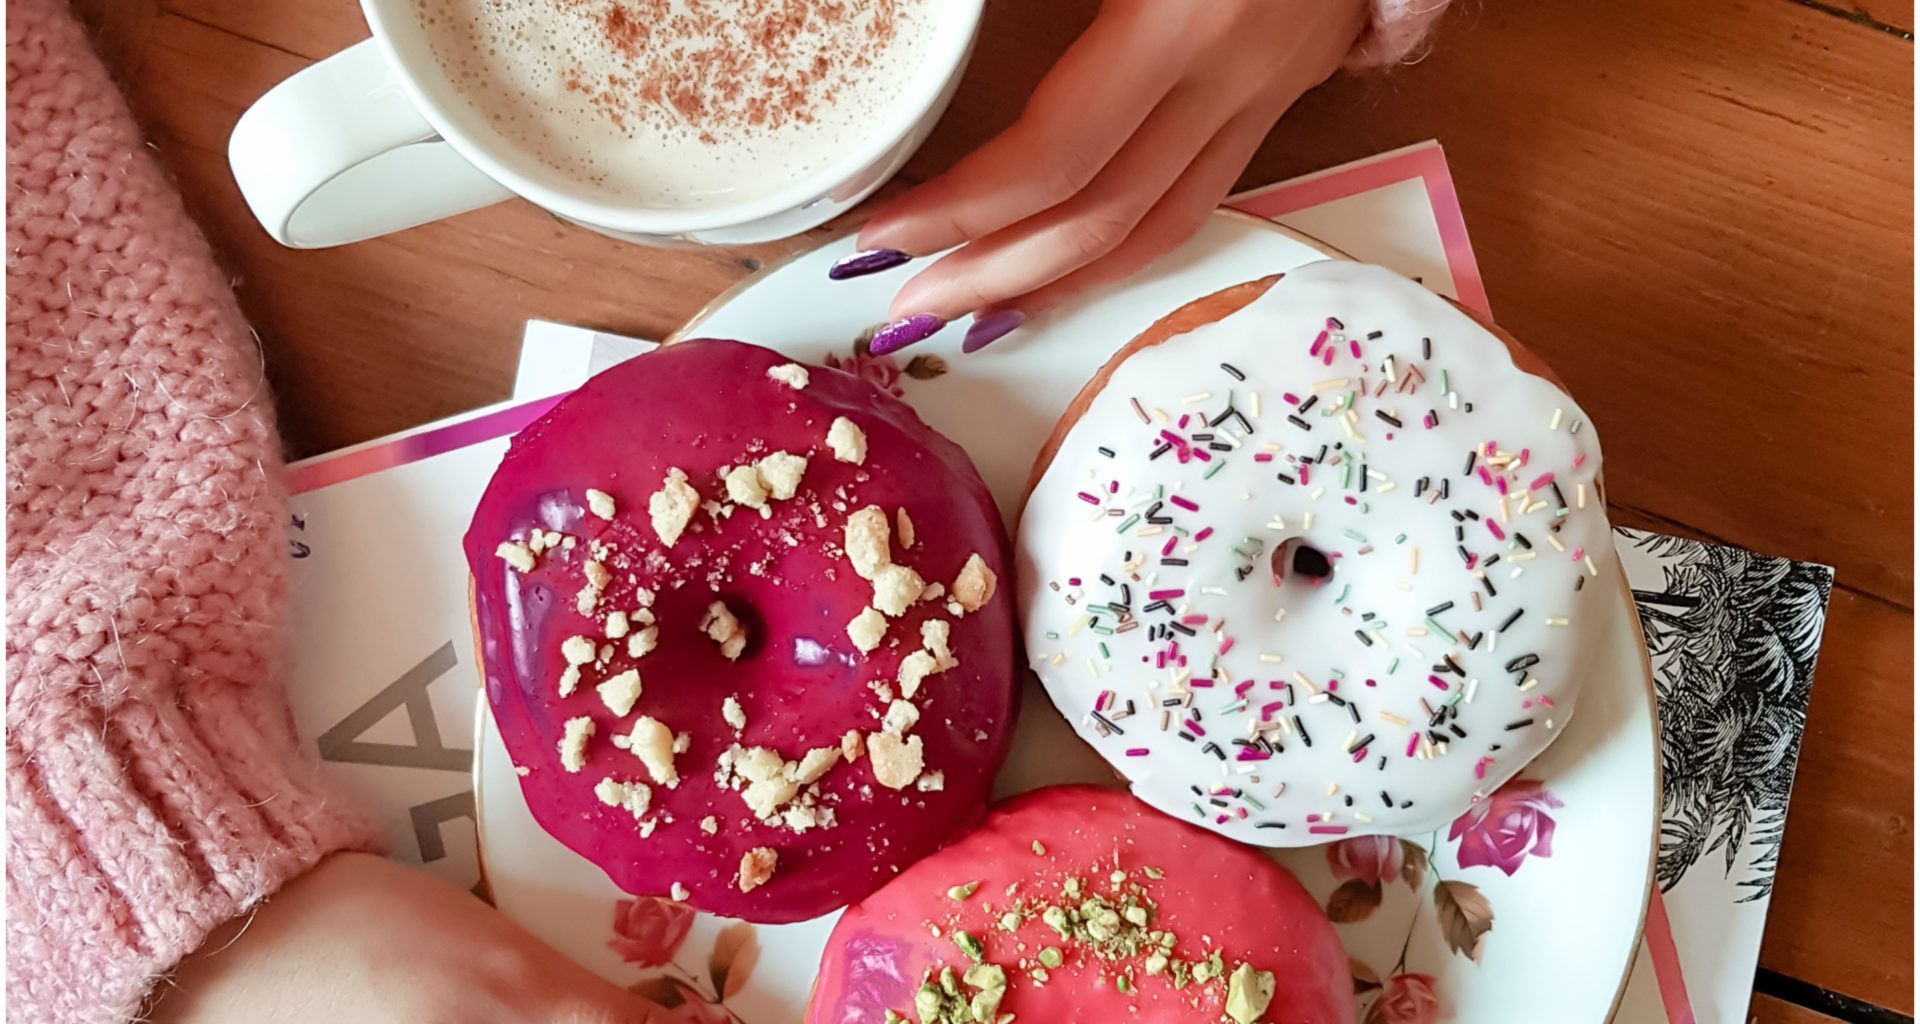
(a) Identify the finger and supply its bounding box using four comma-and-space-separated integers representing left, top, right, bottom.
980, 104, 1284, 331
883, 80, 1246, 322
857, 7, 1188, 257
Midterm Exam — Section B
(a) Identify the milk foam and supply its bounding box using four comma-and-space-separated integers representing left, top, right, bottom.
415, 0, 935, 209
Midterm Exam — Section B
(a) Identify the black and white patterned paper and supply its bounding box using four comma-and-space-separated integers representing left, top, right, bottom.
1613, 529, 1832, 1021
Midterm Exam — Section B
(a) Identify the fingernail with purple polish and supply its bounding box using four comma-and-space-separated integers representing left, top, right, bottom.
962, 309, 1025, 353
867, 313, 946, 355
828, 248, 913, 281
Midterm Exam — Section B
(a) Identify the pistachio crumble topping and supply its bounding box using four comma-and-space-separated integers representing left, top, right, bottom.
886, 857, 1279, 1023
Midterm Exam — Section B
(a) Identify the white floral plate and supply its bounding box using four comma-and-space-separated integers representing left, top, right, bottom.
474, 212, 1658, 1024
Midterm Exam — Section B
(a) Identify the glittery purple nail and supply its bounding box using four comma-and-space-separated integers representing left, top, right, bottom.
867, 313, 946, 355
828, 248, 913, 281
961, 309, 1025, 353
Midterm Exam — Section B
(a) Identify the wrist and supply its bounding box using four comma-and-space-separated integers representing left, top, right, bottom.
146, 852, 395, 1023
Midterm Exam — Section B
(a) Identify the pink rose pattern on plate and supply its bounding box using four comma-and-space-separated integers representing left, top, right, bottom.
1366, 972, 1449, 1024
1339, 777, 1562, 1021
1447, 777, 1564, 877
610, 896, 696, 967
825, 334, 947, 398
1328, 834, 1408, 887
615, 901, 756, 1023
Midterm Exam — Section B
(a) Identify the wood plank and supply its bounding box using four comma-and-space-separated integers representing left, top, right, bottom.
70, 0, 159, 84
1806, 0, 1915, 35
161, 0, 367, 59
1756, 583, 1914, 1012
1749, 993, 1846, 1024
1617, 506, 1913, 1014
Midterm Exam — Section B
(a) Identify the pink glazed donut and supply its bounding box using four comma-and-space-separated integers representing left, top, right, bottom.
464, 339, 1019, 923
808, 785, 1353, 1024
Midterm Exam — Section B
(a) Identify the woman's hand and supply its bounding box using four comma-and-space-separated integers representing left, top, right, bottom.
833, 0, 1368, 354
149, 853, 663, 1024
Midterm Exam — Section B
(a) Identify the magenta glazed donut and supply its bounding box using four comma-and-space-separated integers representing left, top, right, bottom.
464, 339, 1019, 923
808, 785, 1353, 1024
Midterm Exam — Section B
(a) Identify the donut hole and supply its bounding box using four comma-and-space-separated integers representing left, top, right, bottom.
1271, 539, 1334, 586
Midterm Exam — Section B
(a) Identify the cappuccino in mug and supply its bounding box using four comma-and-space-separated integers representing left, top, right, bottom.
415, 0, 937, 209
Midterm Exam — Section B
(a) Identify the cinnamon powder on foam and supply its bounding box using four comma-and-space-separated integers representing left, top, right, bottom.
561, 0, 903, 146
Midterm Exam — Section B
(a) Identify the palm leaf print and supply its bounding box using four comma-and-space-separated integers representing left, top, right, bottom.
1622, 528, 1832, 901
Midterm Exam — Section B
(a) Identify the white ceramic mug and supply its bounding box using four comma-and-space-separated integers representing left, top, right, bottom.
229, 0, 980, 249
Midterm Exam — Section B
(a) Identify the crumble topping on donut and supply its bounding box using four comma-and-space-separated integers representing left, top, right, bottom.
896, 508, 916, 548
766, 363, 810, 389
597, 669, 643, 716
558, 716, 594, 773
881, 699, 920, 735
724, 463, 771, 508
560, 634, 596, 663
615, 715, 679, 787
921, 620, 954, 662
586, 488, 618, 520
828, 416, 868, 464
594, 777, 651, 820
722, 451, 810, 515
1020, 263, 1614, 846
738, 847, 778, 892
701, 600, 748, 660
649, 468, 699, 546
576, 559, 612, 613
897, 619, 958, 698
951, 555, 996, 614
716, 743, 841, 830
627, 624, 659, 659
867, 731, 924, 789
872, 564, 926, 616
847, 606, 889, 652
496, 540, 536, 572
756, 451, 808, 500
558, 635, 598, 696
845, 506, 892, 579
722, 695, 747, 731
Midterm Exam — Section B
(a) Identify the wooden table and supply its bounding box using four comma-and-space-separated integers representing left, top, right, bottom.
76, 0, 1914, 1020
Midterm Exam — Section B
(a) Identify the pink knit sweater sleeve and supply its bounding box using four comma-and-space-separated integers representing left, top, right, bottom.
5, 2, 379, 1022
1347, 0, 1451, 69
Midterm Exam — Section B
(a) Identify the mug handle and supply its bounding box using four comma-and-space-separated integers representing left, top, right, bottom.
228, 39, 516, 249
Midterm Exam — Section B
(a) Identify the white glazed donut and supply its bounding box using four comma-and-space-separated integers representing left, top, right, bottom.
1016, 260, 1616, 846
